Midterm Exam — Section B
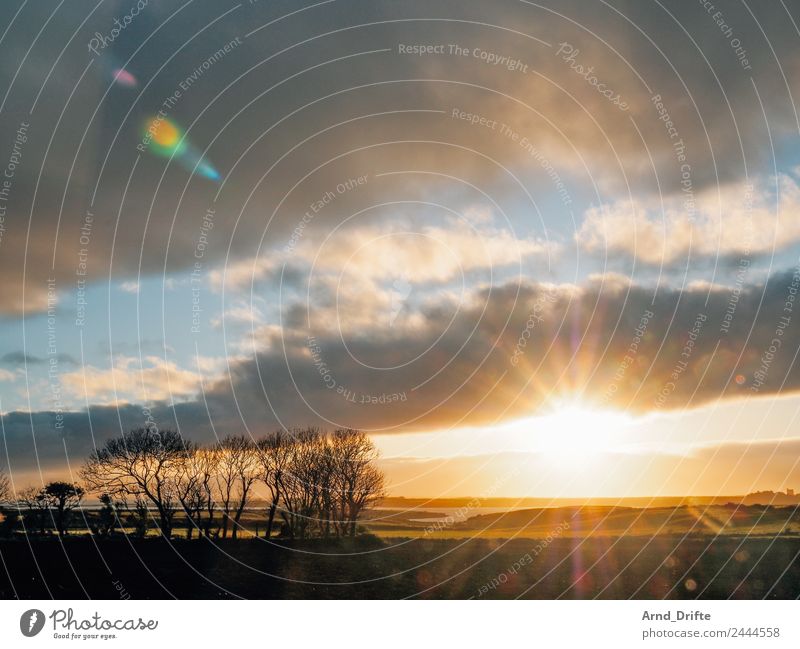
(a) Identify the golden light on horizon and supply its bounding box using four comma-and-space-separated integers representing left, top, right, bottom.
499, 400, 635, 470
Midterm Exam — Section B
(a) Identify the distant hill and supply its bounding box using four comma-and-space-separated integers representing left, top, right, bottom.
454, 504, 800, 537
367, 503, 800, 539
379, 492, 800, 509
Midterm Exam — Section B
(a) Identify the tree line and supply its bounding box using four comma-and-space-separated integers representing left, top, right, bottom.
0, 427, 385, 540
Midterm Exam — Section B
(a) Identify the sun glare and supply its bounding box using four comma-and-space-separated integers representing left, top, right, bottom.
501, 402, 634, 469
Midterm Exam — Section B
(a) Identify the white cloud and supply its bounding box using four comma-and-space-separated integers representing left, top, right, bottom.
119, 281, 140, 294
576, 175, 800, 264
210, 302, 265, 329
60, 355, 211, 405
213, 215, 560, 293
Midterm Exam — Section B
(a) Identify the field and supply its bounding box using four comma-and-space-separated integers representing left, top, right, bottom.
363, 504, 800, 539
1, 505, 798, 599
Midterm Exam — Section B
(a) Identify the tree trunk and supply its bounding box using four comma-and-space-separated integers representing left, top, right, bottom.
57, 505, 65, 535
204, 511, 214, 537
160, 510, 172, 539
266, 501, 277, 538
233, 503, 247, 539
348, 503, 358, 537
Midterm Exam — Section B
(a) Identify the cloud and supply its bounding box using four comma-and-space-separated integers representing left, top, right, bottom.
1, 352, 77, 366
5, 0, 800, 485
181, 264, 800, 435
1, 353, 41, 365
211, 302, 266, 329
59, 355, 210, 406
6, 263, 800, 457
0, 402, 214, 478
213, 215, 557, 293
4, 264, 800, 478
119, 281, 140, 294
2, 1, 800, 314
577, 175, 800, 264
11, 261, 800, 444
6, 397, 797, 496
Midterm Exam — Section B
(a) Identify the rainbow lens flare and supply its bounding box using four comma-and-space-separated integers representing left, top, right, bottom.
195, 157, 220, 181
141, 115, 220, 181
144, 116, 185, 156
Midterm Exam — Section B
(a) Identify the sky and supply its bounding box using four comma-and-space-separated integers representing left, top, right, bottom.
2, 0, 800, 497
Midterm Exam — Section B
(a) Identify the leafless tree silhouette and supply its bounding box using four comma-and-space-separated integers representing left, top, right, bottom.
330, 429, 386, 536
19, 486, 50, 535
74, 427, 385, 540
175, 447, 218, 539
213, 436, 259, 539
0, 469, 9, 504
81, 428, 194, 539
257, 429, 294, 539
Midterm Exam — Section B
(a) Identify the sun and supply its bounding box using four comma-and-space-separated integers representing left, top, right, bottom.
500, 401, 633, 469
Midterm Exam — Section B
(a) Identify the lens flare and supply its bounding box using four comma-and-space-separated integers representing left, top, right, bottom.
141, 115, 219, 181
175, 141, 220, 180
195, 158, 220, 181
144, 116, 183, 155
102, 55, 138, 88
112, 68, 137, 87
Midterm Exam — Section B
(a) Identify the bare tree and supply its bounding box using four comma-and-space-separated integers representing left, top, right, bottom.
64, 426, 386, 542
214, 436, 259, 539
198, 450, 219, 538
278, 428, 325, 539
81, 428, 194, 539
230, 437, 260, 539
0, 469, 10, 504
331, 429, 385, 536
257, 430, 295, 538
175, 447, 218, 539
307, 432, 337, 538
257, 428, 385, 540
42, 481, 84, 535
19, 486, 50, 535
213, 442, 235, 539
0, 469, 14, 537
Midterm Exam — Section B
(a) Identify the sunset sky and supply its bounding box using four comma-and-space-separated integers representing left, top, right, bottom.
2, 0, 800, 497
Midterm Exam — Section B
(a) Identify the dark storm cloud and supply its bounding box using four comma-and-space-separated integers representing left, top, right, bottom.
189, 263, 800, 434
4, 264, 800, 475
2, 0, 800, 313
0, 401, 213, 476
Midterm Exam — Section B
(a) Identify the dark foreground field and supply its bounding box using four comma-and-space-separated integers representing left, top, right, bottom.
1, 534, 798, 599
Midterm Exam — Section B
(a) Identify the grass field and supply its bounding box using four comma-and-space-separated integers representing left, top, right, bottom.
363, 504, 800, 539
1, 535, 798, 599
1, 505, 798, 599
